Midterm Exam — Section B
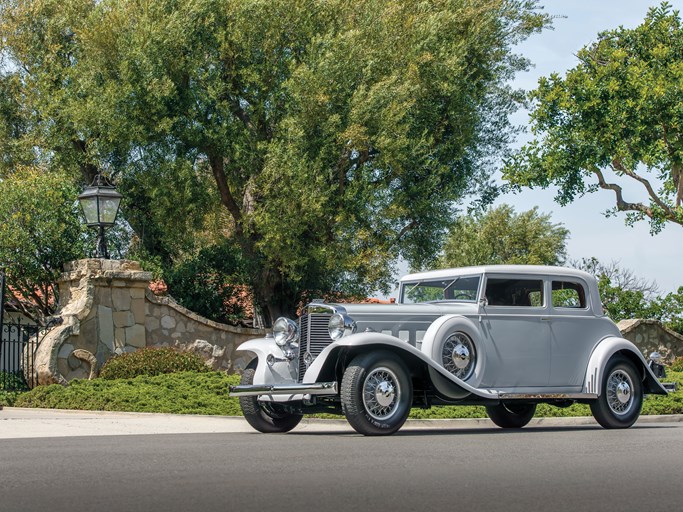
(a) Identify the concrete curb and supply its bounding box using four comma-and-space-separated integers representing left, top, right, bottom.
3, 407, 683, 426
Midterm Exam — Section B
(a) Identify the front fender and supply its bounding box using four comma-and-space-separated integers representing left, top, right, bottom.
583, 336, 667, 396
303, 332, 496, 400
235, 338, 298, 387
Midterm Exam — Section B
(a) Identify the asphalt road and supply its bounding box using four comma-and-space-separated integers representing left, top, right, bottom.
1, 411, 681, 512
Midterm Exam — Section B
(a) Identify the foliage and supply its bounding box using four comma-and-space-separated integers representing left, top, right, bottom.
440, 204, 569, 268
0, 0, 552, 324
120, 155, 226, 270
14, 370, 683, 418
0, 370, 25, 390
504, 2, 683, 233
0, 371, 25, 406
573, 257, 683, 333
670, 357, 683, 373
98, 347, 211, 380
0, 167, 90, 322
15, 371, 243, 415
0, 390, 22, 406
651, 288, 683, 335
163, 239, 250, 324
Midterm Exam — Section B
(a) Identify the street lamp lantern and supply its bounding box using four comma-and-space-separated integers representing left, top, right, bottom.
77, 174, 123, 259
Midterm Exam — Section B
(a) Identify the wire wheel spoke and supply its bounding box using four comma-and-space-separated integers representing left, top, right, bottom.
441, 332, 476, 380
606, 369, 634, 415
362, 367, 401, 421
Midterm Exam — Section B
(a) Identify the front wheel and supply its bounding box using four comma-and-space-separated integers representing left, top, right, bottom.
341, 351, 413, 436
238, 360, 303, 433
486, 403, 536, 428
590, 357, 643, 429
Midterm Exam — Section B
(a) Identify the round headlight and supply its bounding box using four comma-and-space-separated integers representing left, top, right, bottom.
273, 317, 298, 346
328, 313, 356, 340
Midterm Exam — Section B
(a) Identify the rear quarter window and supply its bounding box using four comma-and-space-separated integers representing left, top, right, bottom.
551, 281, 587, 309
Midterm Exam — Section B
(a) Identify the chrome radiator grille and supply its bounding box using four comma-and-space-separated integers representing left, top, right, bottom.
298, 313, 333, 382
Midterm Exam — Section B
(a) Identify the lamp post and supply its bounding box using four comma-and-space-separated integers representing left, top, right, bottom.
77, 174, 123, 259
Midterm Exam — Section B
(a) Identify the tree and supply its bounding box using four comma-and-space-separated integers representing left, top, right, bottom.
0, 0, 551, 324
440, 204, 568, 268
504, 3, 683, 233
572, 257, 683, 334
0, 167, 90, 323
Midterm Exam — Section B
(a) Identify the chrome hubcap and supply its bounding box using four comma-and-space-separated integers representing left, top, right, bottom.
442, 332, 476, 380
363, 367, 401, 421
606, 369, 634, 415
452, 345, 470, 369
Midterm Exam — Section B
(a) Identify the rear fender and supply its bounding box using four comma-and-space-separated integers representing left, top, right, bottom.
583, 336, 667, 396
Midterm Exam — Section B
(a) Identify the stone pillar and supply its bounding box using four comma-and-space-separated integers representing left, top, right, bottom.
34, 259, 152, 385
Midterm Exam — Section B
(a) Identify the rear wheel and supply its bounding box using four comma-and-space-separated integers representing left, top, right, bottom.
590, 357, 643, 429
486, 403, 536, 428
341, 352, 412, 436
238, 360, 303, 433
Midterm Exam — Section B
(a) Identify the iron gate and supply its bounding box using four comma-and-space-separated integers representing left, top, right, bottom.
1, 317, 40, 391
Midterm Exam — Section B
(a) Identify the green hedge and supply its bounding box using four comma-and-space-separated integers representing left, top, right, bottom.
15, 372, 242, 415
670, 357, 683, 373
99, 347, 211, 380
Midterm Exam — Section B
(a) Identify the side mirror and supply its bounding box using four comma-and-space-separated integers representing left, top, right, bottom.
478, 297, 488, 307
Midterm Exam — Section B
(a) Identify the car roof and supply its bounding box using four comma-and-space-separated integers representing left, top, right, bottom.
399, 265, 595, 283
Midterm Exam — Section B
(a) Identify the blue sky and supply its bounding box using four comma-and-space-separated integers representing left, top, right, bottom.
494, 0, 682, 293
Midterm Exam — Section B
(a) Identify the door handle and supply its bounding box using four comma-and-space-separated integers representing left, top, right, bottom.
540, 317, 550, 321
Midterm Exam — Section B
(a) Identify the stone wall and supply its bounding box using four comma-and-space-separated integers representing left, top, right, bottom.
33, 259, 265, 386
145, 292, 265, 372
617, 319, 683, 362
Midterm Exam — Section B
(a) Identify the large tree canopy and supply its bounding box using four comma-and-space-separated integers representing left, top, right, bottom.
504, 2, 683, 233
0, 0, 550, 323
440, 204, 568, 268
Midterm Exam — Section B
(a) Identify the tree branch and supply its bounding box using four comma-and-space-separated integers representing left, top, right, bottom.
610, 158, 676, 216
592, 166, 655, 218
393, 220, 418, 247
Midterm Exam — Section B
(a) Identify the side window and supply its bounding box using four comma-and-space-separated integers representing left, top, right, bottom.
552, 281, 587, 309
485, 278, 544, 307
444, 276, 480, 301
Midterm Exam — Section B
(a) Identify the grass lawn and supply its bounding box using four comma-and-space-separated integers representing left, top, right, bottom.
4, 370, 682, 419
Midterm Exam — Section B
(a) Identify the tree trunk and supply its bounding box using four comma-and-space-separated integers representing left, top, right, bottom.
251, 266, 290, 327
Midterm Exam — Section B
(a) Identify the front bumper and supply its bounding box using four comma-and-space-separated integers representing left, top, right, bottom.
229, 381, 339, 397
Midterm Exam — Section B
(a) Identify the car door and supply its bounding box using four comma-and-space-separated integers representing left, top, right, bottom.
547, 278, 607, 389
478, 275, 551, 389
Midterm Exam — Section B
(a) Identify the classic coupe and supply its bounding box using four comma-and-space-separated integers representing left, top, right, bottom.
229, 265, 667, 435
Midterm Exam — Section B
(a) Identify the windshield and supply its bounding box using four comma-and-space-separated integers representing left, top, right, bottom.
401, 276, 481, 304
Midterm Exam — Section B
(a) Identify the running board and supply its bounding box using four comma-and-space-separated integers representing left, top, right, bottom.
229, 382, 339, 397
498, 393, 598, 400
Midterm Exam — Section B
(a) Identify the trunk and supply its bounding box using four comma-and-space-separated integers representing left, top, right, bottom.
251, 266, 290, 328
206, 150, 294, 326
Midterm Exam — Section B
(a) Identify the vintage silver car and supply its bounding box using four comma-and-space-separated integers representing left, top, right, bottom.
229, 265, 667, 435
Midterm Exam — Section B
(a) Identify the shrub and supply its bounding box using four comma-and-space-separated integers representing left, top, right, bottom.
0, 371, 26, 391
99, 347, 211, 380
669, 357, 683, 373
15, 372, 243, 415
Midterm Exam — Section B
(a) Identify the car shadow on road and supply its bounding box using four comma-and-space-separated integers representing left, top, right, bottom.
288, 424, 676, 437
